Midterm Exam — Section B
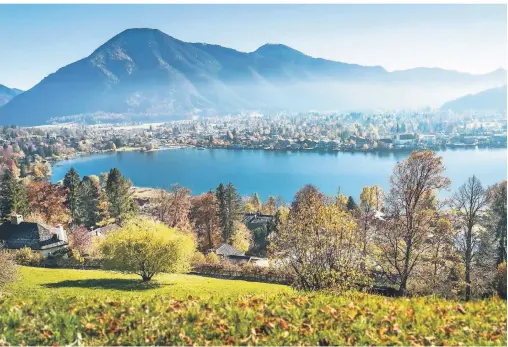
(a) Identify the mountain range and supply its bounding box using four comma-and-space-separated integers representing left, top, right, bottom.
441, 85, 507, 112
0, 28, 506, 125
0, 84, 23, 107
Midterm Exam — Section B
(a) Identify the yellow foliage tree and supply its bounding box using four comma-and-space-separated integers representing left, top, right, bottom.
99, 218, 195, 281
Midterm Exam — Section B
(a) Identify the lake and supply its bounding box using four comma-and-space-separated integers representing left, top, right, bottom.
51, 147, 507, 202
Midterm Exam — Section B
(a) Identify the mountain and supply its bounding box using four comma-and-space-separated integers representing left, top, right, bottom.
0, 28, 506, 125
441, 85, 507, 112
0, 84, 23, 107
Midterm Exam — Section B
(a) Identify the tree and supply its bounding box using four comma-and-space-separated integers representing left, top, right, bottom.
376, 150, 450, 296
152, 185, 191, 230
487, 181, 507, 265
346, 196, 358, 211
263, 196, 277, 215
452, 176, 490, 301
215, 182, 243, 243
245, 192, 262, 213
77, 176, 101, 228
63, 167, 80, 223
231, 222, 251, 253
27, 181, 70, 226
96, 191, 114, 227
189, 191, 221, 252
31, 161, 52, 181
99, 218, 195, 282
271, 186, 364, 291
358, 185, 385, 270
105, 168, 134, 222
67, 225, 93, 256
0, 169, 30, 217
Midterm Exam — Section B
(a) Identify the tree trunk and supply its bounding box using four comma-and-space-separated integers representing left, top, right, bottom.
465, 227, 472, 301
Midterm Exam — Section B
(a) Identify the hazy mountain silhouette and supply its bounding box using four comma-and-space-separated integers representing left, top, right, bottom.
0, 84, 23, 107
441, 85, 507, 112
1, 28, 506, 125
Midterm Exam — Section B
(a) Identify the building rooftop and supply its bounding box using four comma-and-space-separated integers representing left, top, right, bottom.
0, 220, 66, 250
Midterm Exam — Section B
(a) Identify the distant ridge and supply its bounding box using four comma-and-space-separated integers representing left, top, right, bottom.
0, 84, 23, 107
0, 28, 506, 125
441, 85, 507, 112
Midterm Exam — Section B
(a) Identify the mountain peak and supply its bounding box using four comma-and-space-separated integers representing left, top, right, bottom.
254, 43, 306, 57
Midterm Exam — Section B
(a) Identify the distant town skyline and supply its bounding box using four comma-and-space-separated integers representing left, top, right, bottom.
0, 4, 506, 90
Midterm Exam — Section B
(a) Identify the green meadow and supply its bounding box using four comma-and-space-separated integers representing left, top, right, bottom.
0, 267, 505, 346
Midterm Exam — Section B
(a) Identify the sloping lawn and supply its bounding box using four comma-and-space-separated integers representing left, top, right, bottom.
0, 267, 506, 346
10, 266, 291, 300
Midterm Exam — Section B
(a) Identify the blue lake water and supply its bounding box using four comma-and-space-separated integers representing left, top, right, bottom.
51, 148, 507, 202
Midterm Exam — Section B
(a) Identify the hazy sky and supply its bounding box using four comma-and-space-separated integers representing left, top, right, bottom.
0, 4, 506, 90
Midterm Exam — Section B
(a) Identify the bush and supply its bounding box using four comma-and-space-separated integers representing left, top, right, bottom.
0, 251, 17, 289
193, 262, 294, 285
12, 247, 42, 266
205, 252, 220, 264
100, 218, 195, 281
191, 251, 206, 265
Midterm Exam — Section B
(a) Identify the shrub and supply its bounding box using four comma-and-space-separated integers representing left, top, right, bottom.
99, 218, 195, 281
12, 247, 42, 266
191, 251, 206, 265
205, 252, 220, 264
0, 250, 17, 289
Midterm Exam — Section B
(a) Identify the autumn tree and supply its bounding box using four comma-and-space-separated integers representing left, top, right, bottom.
263, 196, 277, 215
152, 185, 192, 230
105, 168, 135, 222
63, 167, 80, 223
358, 185, 385, 270
245, 192, 262, 213
31, 160, 52, 181
67, 225, 93, 256
376, 150, 450, 296
452, 175, 491, 301
231, 221, 251, 253
271, 185, 365, 291
27, 181, 70, 226
189, 191, 221, 252
100, 218, 195, 282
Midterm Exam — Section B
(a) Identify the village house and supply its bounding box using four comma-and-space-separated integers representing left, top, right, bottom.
212, 243, 269, 267
0, 214, 68, 257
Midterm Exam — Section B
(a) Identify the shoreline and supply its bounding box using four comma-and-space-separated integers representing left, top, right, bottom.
50, 143, 508, 167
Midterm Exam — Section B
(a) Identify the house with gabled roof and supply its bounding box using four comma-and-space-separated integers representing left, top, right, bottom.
0, 214, 68, 257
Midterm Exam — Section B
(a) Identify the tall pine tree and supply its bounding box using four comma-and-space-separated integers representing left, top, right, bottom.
215, 182, 243, 244
105, 168, 134, 222
77, 176, 100, 228
0, 169, 30, 218
63, 167, 80, 223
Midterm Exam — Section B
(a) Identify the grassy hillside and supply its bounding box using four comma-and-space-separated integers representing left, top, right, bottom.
0, 267, 506, 346
10, 267, 291, 300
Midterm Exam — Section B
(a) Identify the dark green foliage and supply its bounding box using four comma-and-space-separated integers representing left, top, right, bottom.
215, 182, 243, 243
0, 170, 30, 217
490, 181, 507, 265
77, 176, 100, 228
346, 196, 358, 211
105, 168, 134, 222
63, 167, 81, 223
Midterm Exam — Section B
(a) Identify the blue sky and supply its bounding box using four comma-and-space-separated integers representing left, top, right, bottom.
0, 4, 506, 90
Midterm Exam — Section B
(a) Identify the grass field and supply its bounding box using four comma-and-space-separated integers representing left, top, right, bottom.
0, 267, 506, 346
10, 267, 291, 300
